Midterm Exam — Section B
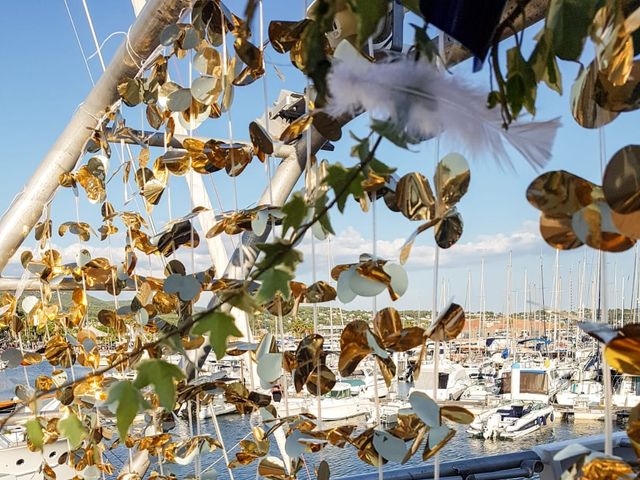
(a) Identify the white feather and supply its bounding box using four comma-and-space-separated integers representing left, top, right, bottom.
325, 57, 561, 169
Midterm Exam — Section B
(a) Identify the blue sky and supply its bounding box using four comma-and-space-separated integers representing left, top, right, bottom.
1, 1, 638, 314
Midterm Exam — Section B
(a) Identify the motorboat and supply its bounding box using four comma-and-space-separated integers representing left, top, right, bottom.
276, 382, 372, 421
0, 425, 76, 479
411, 359, 470, 401
555, 380, 603, 407
198, 395, 237, 419
467, 401, 554, 439
342, 366, 388, 399
612, 374, 640, 408
467, 362, 556, 439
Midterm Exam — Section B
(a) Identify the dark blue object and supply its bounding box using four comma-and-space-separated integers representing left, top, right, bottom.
419, 0, 508, 61
501, 348, 509, 359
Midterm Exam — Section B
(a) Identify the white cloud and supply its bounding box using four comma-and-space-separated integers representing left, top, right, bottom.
295, 221, 543, 272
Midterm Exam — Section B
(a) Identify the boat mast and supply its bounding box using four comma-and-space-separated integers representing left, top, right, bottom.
540, 253, 549, 357
465, 270, 472, 356
523, 269, 528, 337
480, 258, 486, 341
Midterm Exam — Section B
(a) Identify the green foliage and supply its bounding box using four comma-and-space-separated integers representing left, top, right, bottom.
528, 32, 563, 95
192, 311, 243, 360
25, 419, 44, 450
134, 359, 185, 411
325, 163, 366, 213
371, 119, 419, 149
256, 241, 304, 271
369, 158, 397, 176
281, 192, 309, 236
314, 193, 335, 236
58, 412, 87, 449
545, 0, 598, 61
107, 380, 149, 440
256, 267, 294, 303
300, 0, 336, 105
506, 46, 537, 117
347, 0, 388, 46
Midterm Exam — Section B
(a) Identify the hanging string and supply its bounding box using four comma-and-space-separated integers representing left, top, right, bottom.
258, 0, 290, 419
80, 0, 106, 71
431, 29, 448, 480
598, 125, 613, 456
62, 0, 95, 85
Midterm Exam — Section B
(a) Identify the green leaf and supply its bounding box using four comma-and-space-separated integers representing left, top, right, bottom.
255, 267, 294, 304
192, 311, 243, 360
528, 32, 563, 95
350, 132, 371, 162
134, 359, 185, 411
325, 163, 366, 213
25, 419, 44, 450
300, 1, 336, 105
107, 380, 148, 440
256, 241, 303, 271
348, 0, 388, 46
371, 119, 419, 148
506, 46, 537, 116
486, 91, 502, 109
57, 413, 87, 449
314, 194, 335, 236
545, 0, 598, 61
369, 158, 396, 176
281, 192, 309, 236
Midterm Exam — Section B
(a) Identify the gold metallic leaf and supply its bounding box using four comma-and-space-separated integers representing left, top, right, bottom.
279, 114, 313, 144
539, 214, 584, 250
434, 153, 470, 209
311, 112, 342, 142
571, 62, 619, 129
234, 37, 262, 70
338, 321, 373, 377
426, 303, 465, 342
571, 200, 636, 252
249, 121, 274, 157
373, 307, 425, 352
595, 61, 640, 112
395, 172, 436, 221
580, 457, 634, 479
603, 145, 640, 214
434, 208, 463, 249
268, 20, 309, 53
440, 405, 474, 424
526, 170, 595, 216
193, 46, 221, 76
257, 456, 288, 480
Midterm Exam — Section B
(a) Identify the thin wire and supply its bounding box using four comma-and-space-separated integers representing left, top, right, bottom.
62, 0, 95, 85
598, 125, 613, 456
80, 0, 106, 71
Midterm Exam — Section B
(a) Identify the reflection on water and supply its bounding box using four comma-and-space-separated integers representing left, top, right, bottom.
138, 413, 617, 480
1, 365, 620, 480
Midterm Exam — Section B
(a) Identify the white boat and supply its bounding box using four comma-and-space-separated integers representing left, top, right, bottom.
342, 367, 388, 399
0, 425, 76, 480
556, 380, 603, 407
467, 401, 554, 439
198, 395, 237, 419
612, 374, 640, 408
467, 362, 557, 439
411, 359, 470, 401
276, 382, 372, 421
